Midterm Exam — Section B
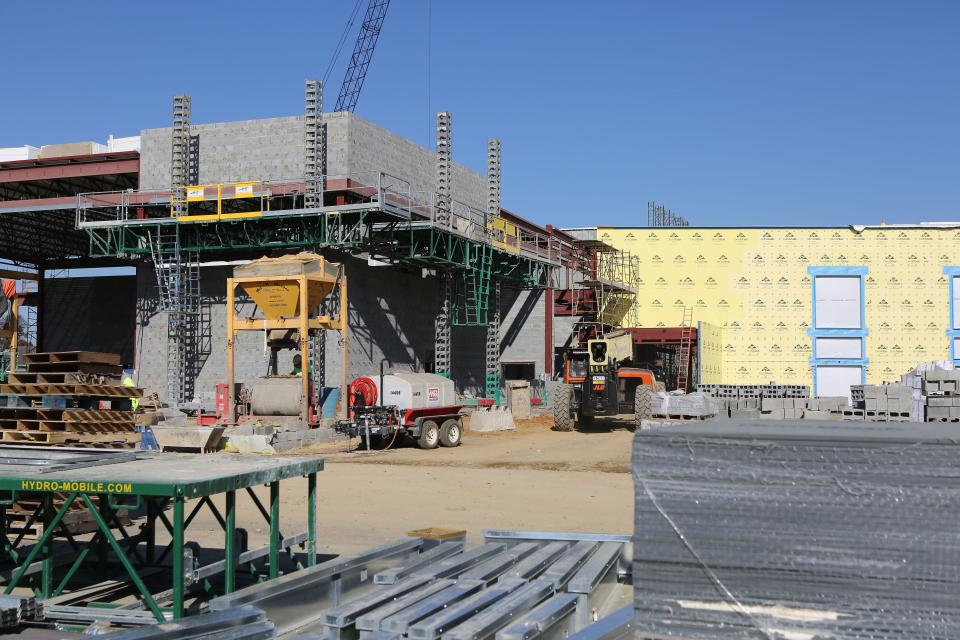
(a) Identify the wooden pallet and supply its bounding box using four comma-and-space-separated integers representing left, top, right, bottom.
0, 409, 136, 431
0, 430, 139, 446
0, 384, 142, 398
7, 372, 122, 386
21, 361, 123, 375
23, 351, 121, 366
6, 507, 132, 540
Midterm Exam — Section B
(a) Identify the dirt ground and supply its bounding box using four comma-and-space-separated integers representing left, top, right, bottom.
188, 415, 636, 556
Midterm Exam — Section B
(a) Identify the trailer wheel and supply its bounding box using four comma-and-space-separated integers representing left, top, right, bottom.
439, 418, 462, 447
553, 383, 576, 432
418, 420, 440, 449
635, 385, 654, 426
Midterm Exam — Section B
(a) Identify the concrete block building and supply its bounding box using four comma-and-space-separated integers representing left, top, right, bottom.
0, 100, 594, 411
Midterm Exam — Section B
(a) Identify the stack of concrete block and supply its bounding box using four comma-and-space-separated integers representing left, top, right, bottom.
922, 368, 960, 395
651, 392, 719, 419
922, 368, 960, 423
759, 397, 806, 419
847, 385, 912, 422
804, 396, 848, 420
923, 396, 960, 423
697, 384, 812, 419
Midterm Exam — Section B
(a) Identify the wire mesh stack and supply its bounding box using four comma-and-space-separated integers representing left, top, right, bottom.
632, 420, 960, 638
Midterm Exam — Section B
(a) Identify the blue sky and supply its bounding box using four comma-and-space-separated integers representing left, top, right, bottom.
3, 1, 958, 228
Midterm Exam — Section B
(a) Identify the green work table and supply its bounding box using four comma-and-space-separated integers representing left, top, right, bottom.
0, 448, 323, 621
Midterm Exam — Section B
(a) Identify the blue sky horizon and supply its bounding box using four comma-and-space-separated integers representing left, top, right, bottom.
3, 1, 958, 229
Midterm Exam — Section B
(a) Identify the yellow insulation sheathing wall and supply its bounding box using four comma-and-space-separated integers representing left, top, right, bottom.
599, 226, 959, 386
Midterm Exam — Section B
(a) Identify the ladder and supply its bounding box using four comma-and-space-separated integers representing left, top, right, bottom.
675, 306, 693, 392
149, 225, 200, 406
484, 280, 501, 401
453, 244, 493, 326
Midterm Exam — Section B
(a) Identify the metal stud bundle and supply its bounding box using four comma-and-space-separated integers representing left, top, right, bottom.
0, 595, 42, 628
632, 421, 960, 638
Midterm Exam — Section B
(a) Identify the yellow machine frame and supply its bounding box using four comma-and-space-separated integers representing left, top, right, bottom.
225, 259, 348, 425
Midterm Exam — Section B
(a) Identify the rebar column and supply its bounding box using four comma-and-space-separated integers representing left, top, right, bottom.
435, 112, 452, 227
304, 80, 326, 209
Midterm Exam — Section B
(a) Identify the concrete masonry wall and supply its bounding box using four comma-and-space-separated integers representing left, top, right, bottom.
134, 257, 548, 405
139, 113, 485, 210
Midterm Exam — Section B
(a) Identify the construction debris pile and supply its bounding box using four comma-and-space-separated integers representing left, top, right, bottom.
632, 421, 960, 638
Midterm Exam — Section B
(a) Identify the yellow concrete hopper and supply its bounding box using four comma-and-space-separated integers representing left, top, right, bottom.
235, 253, 341, 321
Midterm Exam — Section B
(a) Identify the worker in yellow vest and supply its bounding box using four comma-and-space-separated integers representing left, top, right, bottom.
122, 369, 139, 412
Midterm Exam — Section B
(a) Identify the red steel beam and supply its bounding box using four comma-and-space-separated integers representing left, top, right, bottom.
0, 156, 139, 184
625, 327, 698, 344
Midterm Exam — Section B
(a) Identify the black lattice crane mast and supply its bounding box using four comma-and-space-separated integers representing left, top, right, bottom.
334, 0, 391, 113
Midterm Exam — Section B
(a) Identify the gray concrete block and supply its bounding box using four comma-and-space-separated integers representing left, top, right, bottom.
761, 398, 783, 411
927, 406, 950, 419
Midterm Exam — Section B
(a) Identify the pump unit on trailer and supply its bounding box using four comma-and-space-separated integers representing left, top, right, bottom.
336, 372, 464, 449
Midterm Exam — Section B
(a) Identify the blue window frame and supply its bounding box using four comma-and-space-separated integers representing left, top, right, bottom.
808, 266, 868, 395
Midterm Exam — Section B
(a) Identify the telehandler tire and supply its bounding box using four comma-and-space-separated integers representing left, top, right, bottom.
635, 385, 654, 426
553, 383, 576, 432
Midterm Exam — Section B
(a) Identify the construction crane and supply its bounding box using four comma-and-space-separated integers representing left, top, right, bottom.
334, 0, 391, 113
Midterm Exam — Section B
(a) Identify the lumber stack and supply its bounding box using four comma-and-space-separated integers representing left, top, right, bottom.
0, 351, 140, 448
632, 421, 960, 638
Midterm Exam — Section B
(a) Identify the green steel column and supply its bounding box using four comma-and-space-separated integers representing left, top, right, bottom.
224, 491, 236, 593
172, 496, 185, 619
97, 494, 109, 570
269, 482, 280, 579
41, 494, 53, 598
145, 499, 156, 565
79, 494, 164, 622
307, 473, 317, 566
5, 493, 77, 594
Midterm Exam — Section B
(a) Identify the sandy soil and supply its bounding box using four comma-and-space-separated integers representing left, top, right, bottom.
186, 415, 636, 555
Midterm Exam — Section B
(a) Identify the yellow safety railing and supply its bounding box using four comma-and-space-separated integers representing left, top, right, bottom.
174, 181, 267, 222
488, 217, 520, 255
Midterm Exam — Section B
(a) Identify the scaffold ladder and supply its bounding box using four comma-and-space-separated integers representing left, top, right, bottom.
485, 280, 501, 400
434, 273, 452, 377
454, 244, 493, 326
148, 225, 200, 406
675, 306, 693, 393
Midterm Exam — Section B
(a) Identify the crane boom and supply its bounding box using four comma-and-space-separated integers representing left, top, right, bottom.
334, 0, 391, 113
